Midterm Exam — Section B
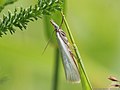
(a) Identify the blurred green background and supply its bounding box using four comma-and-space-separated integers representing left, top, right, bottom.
0, 0, 120, 90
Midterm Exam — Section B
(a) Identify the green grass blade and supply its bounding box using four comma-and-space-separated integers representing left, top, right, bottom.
52, 48, 60, 90
62, 13, 93, 90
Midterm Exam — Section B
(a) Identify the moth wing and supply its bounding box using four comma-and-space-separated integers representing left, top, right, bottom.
56, 32, 80, 83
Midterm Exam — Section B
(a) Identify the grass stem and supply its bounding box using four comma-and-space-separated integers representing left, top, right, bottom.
52, 48, 60, 90
62, 13, 93, 90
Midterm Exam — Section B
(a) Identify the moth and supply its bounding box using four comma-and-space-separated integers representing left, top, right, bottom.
50, 20, 80, 83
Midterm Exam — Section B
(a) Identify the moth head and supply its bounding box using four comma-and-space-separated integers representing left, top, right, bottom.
50, 20, 59, 32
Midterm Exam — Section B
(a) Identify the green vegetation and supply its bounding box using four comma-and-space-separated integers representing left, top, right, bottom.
0, 0, 120, 90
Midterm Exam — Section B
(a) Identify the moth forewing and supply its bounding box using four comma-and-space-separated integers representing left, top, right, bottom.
57, 31, 80, 83
50, 20, 80, 83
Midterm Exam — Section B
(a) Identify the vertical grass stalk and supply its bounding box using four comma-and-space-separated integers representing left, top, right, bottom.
52, 48, 60, 90
62, 13, 93, 90
44, 1, 66, 90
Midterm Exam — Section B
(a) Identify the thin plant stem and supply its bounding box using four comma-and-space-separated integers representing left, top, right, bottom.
62, 13, 93, 90
52, 48, 60, 90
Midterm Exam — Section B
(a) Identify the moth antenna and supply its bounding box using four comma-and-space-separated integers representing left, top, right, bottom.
42, 30, 55, 55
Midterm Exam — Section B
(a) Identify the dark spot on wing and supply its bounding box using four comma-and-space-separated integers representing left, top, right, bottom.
60, 30, 66, 37
59, 29, 69, 46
